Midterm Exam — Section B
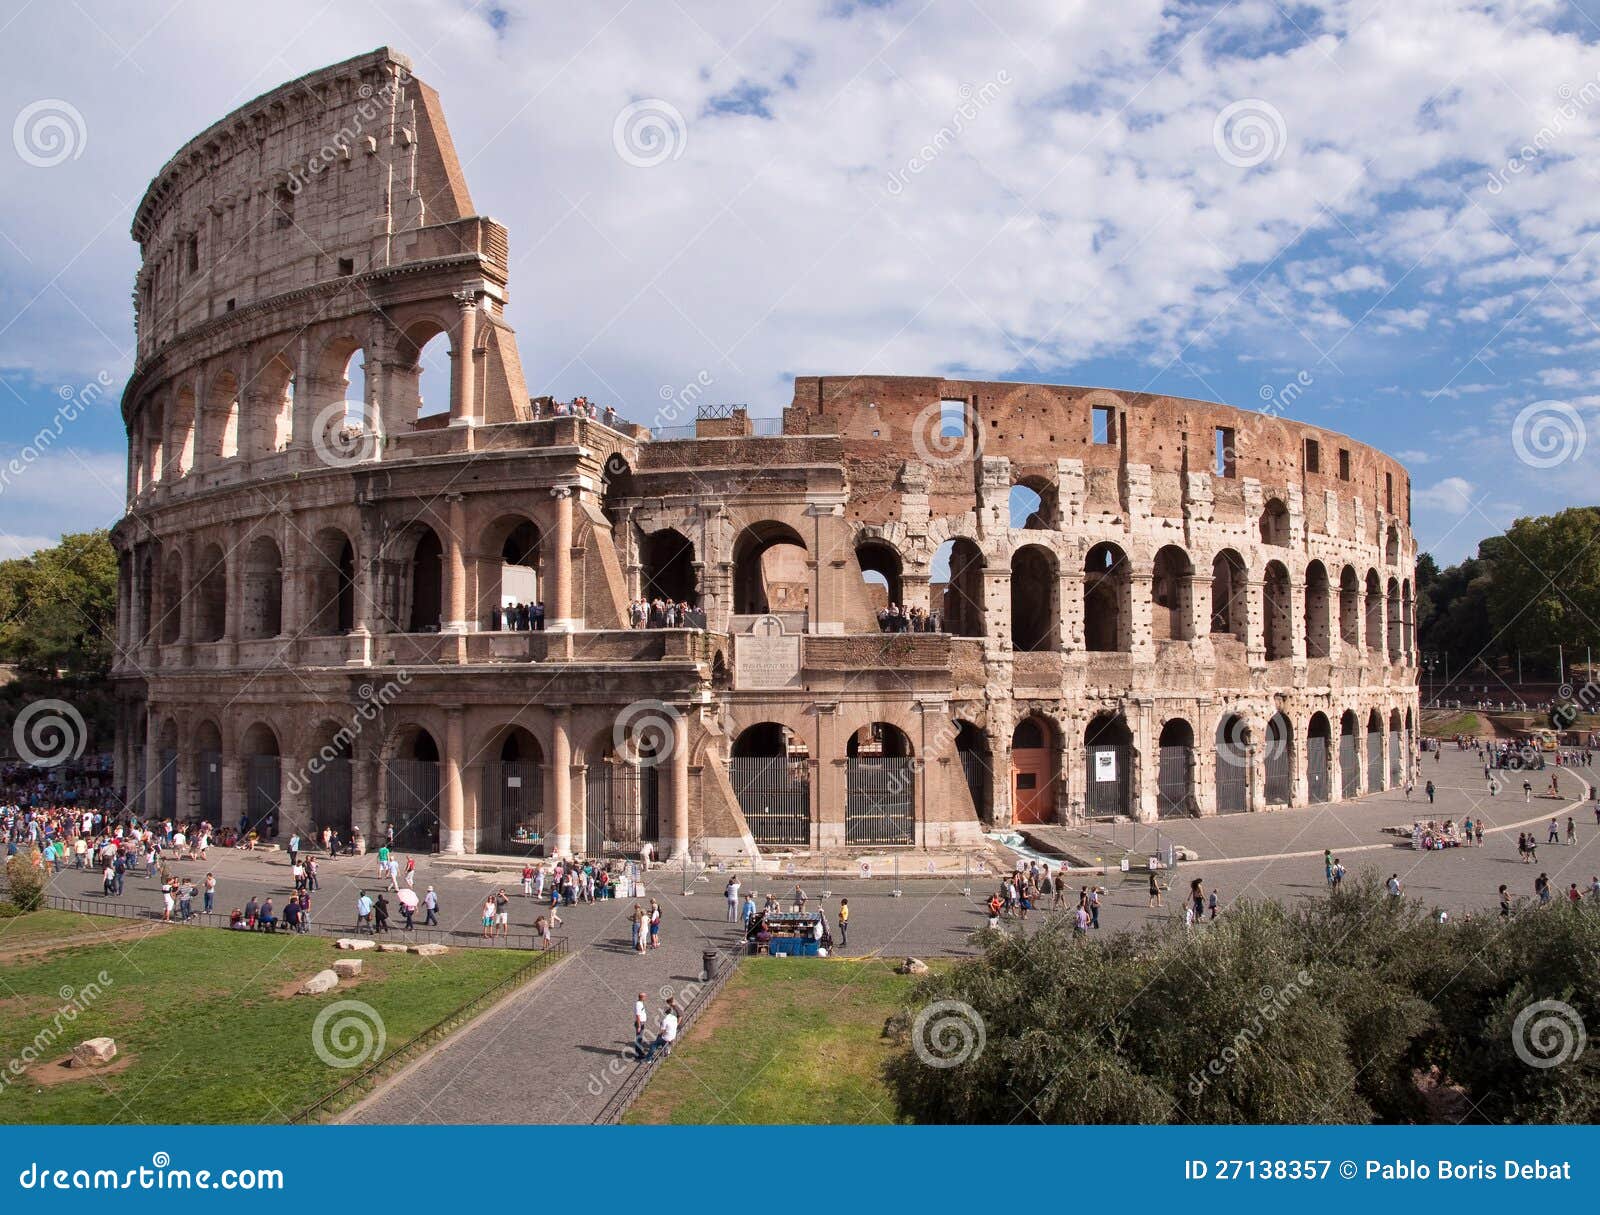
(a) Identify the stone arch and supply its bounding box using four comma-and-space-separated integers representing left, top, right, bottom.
191, 718, 224, 821
1338, 564, 1361, 647
1264, 711, 1293, 804
1083, 711, 1134, 816
384, 521, 445, 632
307, 526, 357, 635
1401, 577, 1414, 661
730, 722, 810, 848
1262, 560, 1292, 661
193, 542, 228, 642
252, 349, 296, 457
1304, 560, 1331, 658
641, 527, 697, 606
302, 717, 357, 839
314, 333, 370, 429
240, 534, 284, 639
1151, 544, 1194, 642
1385, 523, 1400, 565
844, 720, 915, 845
170, 384, 197, 477
856, 537, 903, 609
1215, 713, 1251, 813
1339, 709, 1361, 798
477, 513, 542, 628
1011, 543, 1059, 651
1365, 569, 1383, 654
733, 521, 809, 615
1366, 708, 1386, 792
934, 536, 985, 636
1010, 474, 1056, 530
390, 314, 455, 429
1156, 716, 1196, 818
384, 723, 442, 851
239, 720, 283, 838
478, 722, 546, 850
1010, 712, 1062, 824
1306, 711, 1333, 803
158, 549, 184, 645
1386, 576, 1402, 660
202, 367, 241, 462
954, 719, 992, 824
1259, 497, 1290, 547
145, 399, 167, 485
1211, 549, 1249, 641
1084, 541, 1130, 652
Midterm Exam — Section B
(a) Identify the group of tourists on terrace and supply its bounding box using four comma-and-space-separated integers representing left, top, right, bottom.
875, 603, 942, 633
529, 395, 619, 426
628, 598, 707, 629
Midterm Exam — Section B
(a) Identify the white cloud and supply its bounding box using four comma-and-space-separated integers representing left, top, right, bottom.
1415, 476, 1476, 515
0, 534, 56, 560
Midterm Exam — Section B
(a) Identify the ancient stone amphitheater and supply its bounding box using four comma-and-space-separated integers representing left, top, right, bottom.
112, 48, 1419, 859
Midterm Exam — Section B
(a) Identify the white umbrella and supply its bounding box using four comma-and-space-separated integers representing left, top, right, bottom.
397, 888, 419, 909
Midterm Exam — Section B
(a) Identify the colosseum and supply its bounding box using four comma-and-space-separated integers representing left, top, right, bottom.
111, 48, 1420, 860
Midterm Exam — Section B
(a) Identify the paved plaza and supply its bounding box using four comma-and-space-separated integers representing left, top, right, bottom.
32, 748, 1599, 1122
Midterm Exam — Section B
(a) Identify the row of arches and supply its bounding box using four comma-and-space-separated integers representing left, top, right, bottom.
999, 706, 1414, 823
131, 322, 456, 496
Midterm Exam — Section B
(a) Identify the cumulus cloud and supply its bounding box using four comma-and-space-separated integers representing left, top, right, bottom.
1415, 476, 1477, 515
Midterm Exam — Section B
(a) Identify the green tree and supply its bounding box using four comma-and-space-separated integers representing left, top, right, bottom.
0, 530, 117, 677
1485, 508, 1600, 662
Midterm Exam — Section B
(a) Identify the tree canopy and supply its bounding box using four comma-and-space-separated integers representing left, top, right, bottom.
0, 530, 118, 677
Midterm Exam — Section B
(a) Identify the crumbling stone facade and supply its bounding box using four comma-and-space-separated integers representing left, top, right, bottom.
112, 49, 1418, 860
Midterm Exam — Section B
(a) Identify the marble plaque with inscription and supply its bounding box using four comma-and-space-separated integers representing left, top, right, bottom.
735, 615, 802, 689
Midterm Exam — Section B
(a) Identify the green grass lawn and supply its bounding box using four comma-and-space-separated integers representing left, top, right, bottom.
0, 912, 536, 1123
626, 957, 925, 1125
1422, 711, 1481, 738
0, 908, 137, 951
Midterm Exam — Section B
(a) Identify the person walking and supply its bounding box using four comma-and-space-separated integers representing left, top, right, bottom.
1566, 816, 1576, 846
1548, 817, 1560, 845
481, 896, 496, 940
1089, 886, 1102, 930
423, 885, 439, 926
1425, 779, 1435, 804
1207, 887, 1219, 921
1189, 878, 1205, 923
203, 871, 216, 914
648, 899, 662, 950
1499, 883, 1512, 918
355, 891, 373, 931
1535, 872, 1552, 905
1148, 871, 1162, 908
1474, 820, 1484, 846
1386, 873, 1402, 900
837, 898, 849, 951
725, 877, 741, 923
633, 993, 650, 1059
405, 855, 416, 889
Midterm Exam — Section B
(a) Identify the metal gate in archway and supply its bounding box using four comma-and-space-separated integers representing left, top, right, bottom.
157, 749, 177, 819
197, 750, 222, 820
1157, 745, 1194, 818
1084, 745, 1131, 817
309, 757, 353, 838
246, 756, 281, 837
1389, 730, 1403, 786
1264, 724, 1292, 805
1307, 735, 1330, 803
845, 757, 915, 844
479, 761, 544, 850
385, 759, 440, 851
585, 763, 659, 854
1339, 732, 1359, 798
731, 756, 810, 848
1367, 731, 1384, 792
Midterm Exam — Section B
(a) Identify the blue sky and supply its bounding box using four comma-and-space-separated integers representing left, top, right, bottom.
3, 0, 1599, 564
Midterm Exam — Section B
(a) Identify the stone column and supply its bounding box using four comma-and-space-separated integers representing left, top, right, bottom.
547, 487, 575, 631
441, 705, 465, 855
1129, 572, 1154, 660
549, 709, 572, 856
664, 707, 691, 860
450, 293, 479, 426
443, 494, 469, 647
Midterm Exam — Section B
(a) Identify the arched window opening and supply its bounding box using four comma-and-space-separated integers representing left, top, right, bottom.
1366, 709, 1385, 792
1259, 497, 1290, 547
240, 722, 282, 838
159, 553, 183, 645
1211, 549, 1248, 641
172, 387, 196, 477
1152, 545, 1193, 642
1385, 524, 1400, 565
601, 455, 636, 529
1306, 712, 1332, 803
1009, 478, 1056, 530
856, 540, 903, 614
1339, 710, 1361, 798
934, 538, 984, 636
193, 719, 223, 822
1365, 570, 1383, 655
1263, 561, 1292, 661
386, 727, 441, 852
340, 349, 369, 429
194, 543, 228, 642
733, 522, 809, 616
1304, 562, 1331, 658
392, 321, 453, 428
241, 536, 283, 639
1010, 545, 1058, 651
306, 722, 354, 841
1083, 542, 1129, 652
308, 528, 357, 636
642, 528, 696, 606
1338, 565, 1360, 648
406, 527, 444, 632
204, 370, 240, 461
1386, 577, 1402, 661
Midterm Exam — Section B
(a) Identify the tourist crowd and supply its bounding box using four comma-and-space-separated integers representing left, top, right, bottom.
875, 604, 941, 633
629, 598, 707, 629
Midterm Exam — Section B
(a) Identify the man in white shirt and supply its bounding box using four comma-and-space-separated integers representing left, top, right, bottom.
646, 1002, 679, 1061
